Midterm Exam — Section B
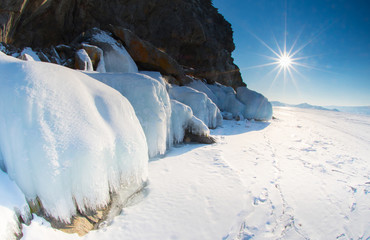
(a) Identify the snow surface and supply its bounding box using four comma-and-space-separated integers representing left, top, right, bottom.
89, 30, 138, 73
169, 85, 222, 129
86, 72, 172, 157
20, 107, 370, 239
0, 53, 148, 222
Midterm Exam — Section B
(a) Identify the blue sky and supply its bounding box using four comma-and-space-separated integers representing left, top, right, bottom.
213, 0, 370, 106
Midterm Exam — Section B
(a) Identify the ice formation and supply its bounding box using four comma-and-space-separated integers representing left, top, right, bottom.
0, 52, 148, 222
207, 82, 245, 117
186, 80, 272, 121
87, 72, 172, 157
0, 170, 30, 240
89, 29, 138, 73
75, 49, 93, 71
236, 87, 273, 121
20, 48, 41, 61
170, 100, 210, 143
169, 85, 222, 129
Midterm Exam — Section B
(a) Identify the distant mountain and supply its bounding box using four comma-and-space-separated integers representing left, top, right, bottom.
325, 106, 370, 116
272, 101, 370, 116
271, 101, 338, 112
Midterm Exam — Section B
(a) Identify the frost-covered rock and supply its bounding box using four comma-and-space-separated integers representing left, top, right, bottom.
87, 72, 171, 157
0, 52, 148, 222
187, 80, 219, 106
20, 48, 41, 62
170, 100, 209, 144
169, 85, 222, 129
0, 170, 31, 240
207, 82, 245, 117
86, 28, 138, 73
81, 43, 106, 73
75, 49, 93, 71
236, 87, 273, 121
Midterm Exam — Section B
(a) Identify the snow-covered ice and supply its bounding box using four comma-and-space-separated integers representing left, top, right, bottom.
169, 85, 223, 129
88, 29, 138, 73
87, 72, 172, 157
0, 53, 148, 222
19, 107, 370, 239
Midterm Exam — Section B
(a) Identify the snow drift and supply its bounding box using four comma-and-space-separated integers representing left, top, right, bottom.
0, 52, 148, 222
169, 85, 222, 129
86, 72, 171, 157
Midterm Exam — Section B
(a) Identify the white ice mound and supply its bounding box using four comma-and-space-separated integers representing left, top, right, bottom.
87, 72, 171, 158
0, 53, 148, 222
88, 29, 138, 73
20, 47, 41, 62
170, 100, 210, 144
207, 82, 245, 118
169, 86, 222, 129
0, 170, 30, 240
236, 87, 273, 121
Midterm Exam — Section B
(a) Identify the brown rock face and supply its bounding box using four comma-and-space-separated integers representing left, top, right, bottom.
0, 0, 245, 88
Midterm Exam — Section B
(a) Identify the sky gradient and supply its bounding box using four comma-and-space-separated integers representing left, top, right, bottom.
213, 0, 370, 106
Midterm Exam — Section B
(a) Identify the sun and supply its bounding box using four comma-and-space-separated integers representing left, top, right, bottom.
279, 52, 292, 68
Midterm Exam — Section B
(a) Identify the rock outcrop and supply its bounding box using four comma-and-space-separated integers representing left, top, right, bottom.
0, 0, 244, 88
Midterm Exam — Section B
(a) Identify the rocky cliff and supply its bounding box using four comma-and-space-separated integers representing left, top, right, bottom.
0, 0, 244, 88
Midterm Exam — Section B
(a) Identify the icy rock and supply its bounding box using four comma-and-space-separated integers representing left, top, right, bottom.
20, 48, 41, 61
75, 49, 93, 71
81, 43, 106, 72
236, 87, 273, 121
221, 112, 233, 120
0, 170, 31, 240
207, 82, 245, 118
87, 72, 171, 157
0, 52, 148, 222
170, 100, 210, 144
18, 53, 36, 61
85, 28, 138, 73
187, 79, 219, 106
169, 85, 222, 129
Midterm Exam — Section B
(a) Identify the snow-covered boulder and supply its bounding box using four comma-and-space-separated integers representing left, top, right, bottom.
0, 52, 148, 222
236, 87, 273, 121
81, 43, 106, 73
169, 86, 222, 129
170, 100, 210, 144
0, 170, 30, 240
207, 83, 245, 117
20, 48, 41, 62
87, 72, 171, 157
85, 28, 138, 73
75, 49, 93, 71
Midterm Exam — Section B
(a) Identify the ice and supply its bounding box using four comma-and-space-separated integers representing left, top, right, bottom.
89, 29, 138, 73
87, 72, 171, 157
187, 80, 219, 106
0, 53, 148, 222
170, 100, 209, 143
209, 83, 245, 117
236, 87, 273, 121
75, 49, 93, 71
169, 85, 222, 129
0, 170, 30, 240
20, 48, 41, 61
